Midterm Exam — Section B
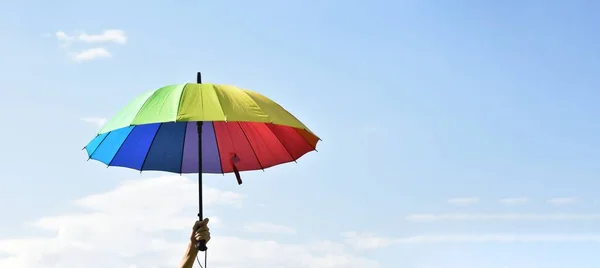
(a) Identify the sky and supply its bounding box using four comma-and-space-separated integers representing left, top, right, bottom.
1, 0, 600, 267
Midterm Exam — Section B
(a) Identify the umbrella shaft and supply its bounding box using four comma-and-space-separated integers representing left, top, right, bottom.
196, 72, 204, 221
197, 121, 203, 221
195, 74, 208, 252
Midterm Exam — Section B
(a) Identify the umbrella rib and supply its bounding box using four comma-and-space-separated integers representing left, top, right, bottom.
107, 126, 135, 166
296, 128, 318, 152
179, 122, 188, 175
85, 133, 110, 160
140, 123, 164, 171
211, 122, 224, 175
241, 90, 273, 123
212, 85, 227, 121
175, 84, 188, 121
173, 83, 189, 173
269, 124, 297, 162
237, 122, 264, 170
245, 123, 277, 168
128, 90, 162, 130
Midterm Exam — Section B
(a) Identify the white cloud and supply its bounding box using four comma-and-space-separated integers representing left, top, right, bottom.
73, 176, 244, 215
244, 222, 297, 234
54, 30, 127, 45
55, 31, 75, 47
53, 30, 126, 61
499, 197, 529, 205
395, 234, 600, 243
447, 197, 479, 205
406, 213, 600, 222
0, 176, 378, 268
78, 29, 127, 44
80, 117, 107, 127
548, 197, 578, 205
55, 31, 73, 41
72, 48, 112, 62
343, 232, 600, 250
342, 232, 396, 250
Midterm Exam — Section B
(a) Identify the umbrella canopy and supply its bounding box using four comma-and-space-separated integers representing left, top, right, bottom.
85, 83, 320, 174
84, 73, 320, 251
84, 75, 319, 253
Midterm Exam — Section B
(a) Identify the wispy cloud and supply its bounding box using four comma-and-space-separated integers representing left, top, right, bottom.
499, 197, 529, 205
55, 29, 127, 46
53, 29, 126, 61
78, 29, 127, 44
72, 48, 112, 62
342, 232, 396, 249
406, 213, 600, 222
447, 197, 479, 205
244, 222, 296, 234
548, 197, 578, 205
396, 234, 600, 244
55, 31, 75, 47
80, 117, 107, 127
343, 232, 600, 249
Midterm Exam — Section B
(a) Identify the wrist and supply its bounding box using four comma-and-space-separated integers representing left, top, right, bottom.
187, 241, 199, 252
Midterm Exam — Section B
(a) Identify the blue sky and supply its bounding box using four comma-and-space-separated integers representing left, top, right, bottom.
1, 0, 600, 267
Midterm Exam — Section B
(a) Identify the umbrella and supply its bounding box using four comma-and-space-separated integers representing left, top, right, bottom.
84, 73, 320, 252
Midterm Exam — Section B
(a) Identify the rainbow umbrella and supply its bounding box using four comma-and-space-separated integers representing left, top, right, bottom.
84, 73, 319, 251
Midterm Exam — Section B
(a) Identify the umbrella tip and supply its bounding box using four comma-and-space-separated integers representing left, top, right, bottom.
197, 72, 202, 84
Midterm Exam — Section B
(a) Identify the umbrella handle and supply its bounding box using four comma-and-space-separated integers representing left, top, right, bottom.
196, 240, 208, 252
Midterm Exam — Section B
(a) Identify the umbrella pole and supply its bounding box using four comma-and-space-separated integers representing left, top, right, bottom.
196, 72, 208, 252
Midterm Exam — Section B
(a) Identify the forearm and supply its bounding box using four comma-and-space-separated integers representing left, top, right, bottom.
179, 242, 198, 268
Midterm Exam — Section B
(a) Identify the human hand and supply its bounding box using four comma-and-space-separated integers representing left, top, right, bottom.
191, 218, 211, 245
